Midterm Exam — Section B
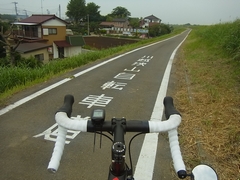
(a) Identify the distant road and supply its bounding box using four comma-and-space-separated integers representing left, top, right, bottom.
0, 30, 190, 180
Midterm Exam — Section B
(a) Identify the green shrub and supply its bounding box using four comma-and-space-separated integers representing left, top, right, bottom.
16, 56, 43, 68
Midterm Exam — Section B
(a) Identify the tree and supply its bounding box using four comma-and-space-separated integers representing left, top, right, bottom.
86, 2, 101, 21
111, 6, 131, 18
0, 21, 10, 58
159, 23, 171, 35
0, 34, 5, 58
105, 14, 114, 22
0, 24, 22, 66
85, 2, 103, 33
129, 18, 140, 28
149, 23, 171, 37
66, 0, 86, 24
149, 24, 161, 37
128, 18, 140, 36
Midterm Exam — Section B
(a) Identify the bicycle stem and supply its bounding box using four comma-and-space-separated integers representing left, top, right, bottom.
110, 118, 127, 177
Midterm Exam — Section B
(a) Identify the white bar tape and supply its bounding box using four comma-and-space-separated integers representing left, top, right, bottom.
55, 112, 88, 132
47, 125, 67, 172
168, 128, 186, 173
148, 114, 181, 133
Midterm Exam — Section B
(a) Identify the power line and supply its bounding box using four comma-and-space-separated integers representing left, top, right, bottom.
23, 9, 27, 16
12, 2, 18, 16
0, 3, 66, 19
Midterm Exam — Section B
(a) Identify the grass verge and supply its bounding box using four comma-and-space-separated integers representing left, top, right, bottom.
173, 28, 240, 179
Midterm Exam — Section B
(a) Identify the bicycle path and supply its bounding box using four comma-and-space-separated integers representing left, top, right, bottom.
0, 30, 190, 180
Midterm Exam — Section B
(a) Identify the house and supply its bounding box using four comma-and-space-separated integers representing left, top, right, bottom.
16, 43, 52, 63
12, 14, 85, 62
140, 15, 162, 28
99, 17, 155, 36
99, 18, 130, 34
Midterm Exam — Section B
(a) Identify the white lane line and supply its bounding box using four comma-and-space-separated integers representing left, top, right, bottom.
133, 30, 191, 180
0, 78, 70, 116
0, 34, 182, 116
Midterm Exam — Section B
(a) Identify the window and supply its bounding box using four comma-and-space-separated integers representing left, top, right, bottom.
43, 29, 48, 35
35, 54, 44, 61
48, 28, 57, 35
24, 25, 38, 37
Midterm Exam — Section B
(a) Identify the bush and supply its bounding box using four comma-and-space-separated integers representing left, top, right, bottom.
159, 24, 171, 35
0, 52, 43, 68
149, 24, 161, 37
16, 56, 43, 68
149, 23, 171, 37
99, 29, 107, 35
0, 57, 9, 67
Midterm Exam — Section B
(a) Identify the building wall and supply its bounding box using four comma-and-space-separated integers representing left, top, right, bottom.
21, 48, 50, 64
53, 43, 58, 59
65, 46, 82, 57
42, 26, 66, 45
53, 42, 82, 59
42, 19, 67, 45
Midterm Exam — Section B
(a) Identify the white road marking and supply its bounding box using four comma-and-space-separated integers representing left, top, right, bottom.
79, 94, 114, 108
114, 72, 136, 80
0, 79, 70, 116
133, 30, 191, 180
33, 115, 90, 144
0, 31, 190, 179
101, 81, 127, 90
33, 123, 80, 144
0, 34, 179, 116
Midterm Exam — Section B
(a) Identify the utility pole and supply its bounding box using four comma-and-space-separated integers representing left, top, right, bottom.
23, 9, 28, 17
59, 4, 61, 18
12, 2, 18, 17
87, 14, 89, 35
41, 0, 43, 14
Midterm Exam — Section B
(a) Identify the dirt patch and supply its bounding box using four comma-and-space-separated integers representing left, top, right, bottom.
83, 36, 138, 49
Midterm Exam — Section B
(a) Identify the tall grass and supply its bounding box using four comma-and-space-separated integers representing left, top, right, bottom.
0, 46, 124, 94
193, 19, 240, 60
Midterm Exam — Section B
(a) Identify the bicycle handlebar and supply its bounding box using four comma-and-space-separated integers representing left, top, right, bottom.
48, 95, 187, 179
164, 96, 181, 119
56, 94, 74, 117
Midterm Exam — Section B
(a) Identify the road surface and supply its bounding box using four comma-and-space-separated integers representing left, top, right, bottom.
0, 30, 190, 180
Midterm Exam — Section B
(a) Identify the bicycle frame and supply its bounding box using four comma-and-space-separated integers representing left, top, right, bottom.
48, 95, 187, 180
87, 117, 149, 180
109, 118, 128, 179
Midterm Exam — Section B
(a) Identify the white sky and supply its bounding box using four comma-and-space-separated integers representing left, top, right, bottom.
0, 0, 239, 25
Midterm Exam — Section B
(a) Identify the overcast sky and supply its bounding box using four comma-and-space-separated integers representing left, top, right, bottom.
0, 0, 239, 25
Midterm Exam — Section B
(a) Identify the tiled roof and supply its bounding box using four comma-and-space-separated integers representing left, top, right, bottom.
54, 36, 85, 47
66, 36, 85, 46
99, 21, 128, 28
54, 40, 71, 47
144, 15, 161, 21
16, 42, 51, 53
18, 14, 68, 25
99, 22, 115, 27
112, 18, 128, 22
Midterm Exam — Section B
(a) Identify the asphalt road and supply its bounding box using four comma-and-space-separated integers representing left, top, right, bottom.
0, 30, 190, 180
